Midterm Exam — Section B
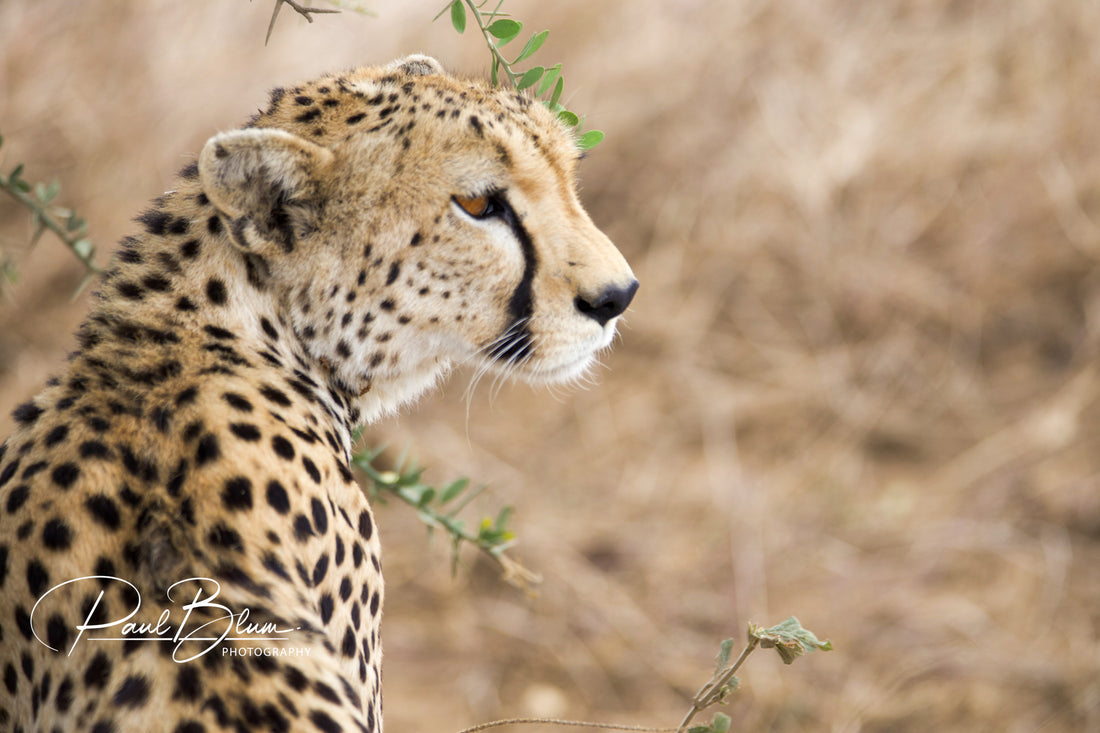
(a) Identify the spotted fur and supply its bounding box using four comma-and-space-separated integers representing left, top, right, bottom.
0, 55, 636, 732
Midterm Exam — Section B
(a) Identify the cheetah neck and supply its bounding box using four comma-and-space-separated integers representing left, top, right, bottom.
72, 185, 368, 447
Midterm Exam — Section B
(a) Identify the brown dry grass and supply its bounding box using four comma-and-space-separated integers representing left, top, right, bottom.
2, 1, 1098, 731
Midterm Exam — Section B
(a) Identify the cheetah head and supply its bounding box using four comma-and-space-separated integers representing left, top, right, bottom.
198, 55, 637, 421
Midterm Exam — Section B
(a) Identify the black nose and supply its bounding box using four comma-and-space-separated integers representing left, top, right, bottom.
574, 279, 639, 327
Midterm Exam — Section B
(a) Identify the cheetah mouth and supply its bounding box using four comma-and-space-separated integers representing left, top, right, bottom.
477, 319, 610, 385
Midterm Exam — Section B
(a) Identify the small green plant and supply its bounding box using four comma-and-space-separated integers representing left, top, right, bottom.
0, 134, 101, 297
438, 0, 605, 149
351, 434, 540, 589
678, 617, 834, 733
450, 617, 832, 733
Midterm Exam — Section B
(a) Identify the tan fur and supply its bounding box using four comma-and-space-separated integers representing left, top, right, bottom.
0, 55, 635, 732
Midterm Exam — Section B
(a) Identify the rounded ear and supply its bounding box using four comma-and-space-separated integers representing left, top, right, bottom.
385, 54, 445, 77
198, 128, 334, 255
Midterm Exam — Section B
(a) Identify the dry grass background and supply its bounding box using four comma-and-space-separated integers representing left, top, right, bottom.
1, 1, 1098, 730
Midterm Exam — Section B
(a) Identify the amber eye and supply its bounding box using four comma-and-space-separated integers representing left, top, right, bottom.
454, 194, 490, 218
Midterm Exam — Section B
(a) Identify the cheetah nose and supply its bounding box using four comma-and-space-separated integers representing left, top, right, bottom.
574, 279, 639, 327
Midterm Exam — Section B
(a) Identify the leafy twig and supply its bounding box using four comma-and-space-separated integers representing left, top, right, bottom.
678, 618, 833, 733
439, 0, 605, 149
0, 134, 101, 297
351, 440, 541, 590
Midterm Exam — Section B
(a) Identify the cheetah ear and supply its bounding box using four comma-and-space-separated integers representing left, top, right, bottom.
385, 54, 445, 77
198, 128, 334, 256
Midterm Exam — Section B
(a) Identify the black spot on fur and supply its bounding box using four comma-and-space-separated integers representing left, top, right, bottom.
12, 401, 43, 425
43, 425, 69, 447
206, 278, 227, 305
112, 674, 151, 708
79, 440, 112, 459
207, 522, 243, 551
26, 558, 50, 595
358, 510, 374, 541
229, 423, 261, 442
222, 393, 253, 412
266, 480, 290, 514
221, 477, 253, 511
6, 485, 30, 513
141, 274, 171, 292
116, 281, 145, 300
302, 457, 321, 484
195, 434, 221, 466
311, 554, 328, 585
46, 613, 71, 652
55, 675, 75, 712
309, 710, 342, 733
84, 651, 112, 689
51, 462, 80, 490
138, 209, 172, 236
385, 261, 402, 285
85, 494, 122, 530
293, 514, 314, 542
175, 385, 199, 407
271, 435, 295, 461
204, 325, 236, 340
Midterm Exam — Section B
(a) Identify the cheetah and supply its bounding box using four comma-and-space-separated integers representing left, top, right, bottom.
0, 55, 637, 732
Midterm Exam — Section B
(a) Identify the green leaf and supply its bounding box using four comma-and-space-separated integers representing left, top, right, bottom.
487, 19, 522, 44
73, 238, 94, 260
711, 713, 731, 733
450, 1, 466, 33
516, 66, 544, 90
548, 76, 565, 109
439, 478, 469, 505
9, 163, 24, 182
35, 180, 59, 205
557, 110, 580, 128
577, 129, 605, 150
490, 57, 500, 87
494, 505, 513, 531
514, 30, 549, 63
750, 616, 833, 665
536, 64, 561, 96
715, 638, 736, 672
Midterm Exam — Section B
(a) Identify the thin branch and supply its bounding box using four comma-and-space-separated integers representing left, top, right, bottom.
0, 186, 99, 274
351, 447, 541, 590
677, 638, 758, 732
266, 0, 340, 45
462, 0, 522, 88
456, 718, 676, 733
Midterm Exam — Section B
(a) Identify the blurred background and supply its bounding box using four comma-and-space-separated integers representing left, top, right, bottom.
1, 1, 1097, 730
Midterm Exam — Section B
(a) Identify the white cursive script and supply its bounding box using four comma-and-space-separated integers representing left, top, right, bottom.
30, 576, 299, 662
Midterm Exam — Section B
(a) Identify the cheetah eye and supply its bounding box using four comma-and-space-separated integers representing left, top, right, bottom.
452, 192, 506, 220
